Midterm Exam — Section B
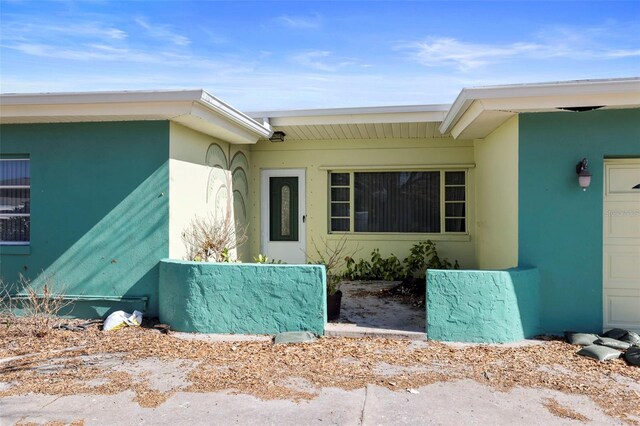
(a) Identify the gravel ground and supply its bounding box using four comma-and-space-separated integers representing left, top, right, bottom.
1, 319, 640, 425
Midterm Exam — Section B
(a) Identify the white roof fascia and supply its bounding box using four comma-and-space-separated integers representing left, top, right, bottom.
248, 104, 450, 127
0, 90, 272, 144
0, 89, 206, 105
195, 91, 271, 141
440, 78, 640, 138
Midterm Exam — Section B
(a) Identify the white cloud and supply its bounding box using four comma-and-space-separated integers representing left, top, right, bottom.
276, 14, 322, 29
3, 41, 246, 72
291, 50, 356, 72
402, 37, 541, 70
401, 23, 640, 71
1, 20, 127, 41
134, 18, 190, 46
200, 28, 228, 45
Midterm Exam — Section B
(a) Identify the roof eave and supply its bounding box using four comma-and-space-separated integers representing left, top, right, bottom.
0, 90, 272, 144
440, 78, 640, 139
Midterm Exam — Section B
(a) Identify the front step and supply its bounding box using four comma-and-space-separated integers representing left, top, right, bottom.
324, 323, 426, 340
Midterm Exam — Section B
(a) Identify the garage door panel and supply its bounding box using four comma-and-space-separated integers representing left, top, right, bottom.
604, 290, 640, 331
603, 159, 640, 333
607, 165, 640, 195
605, 203, 640, 240
604, 249, 640, 284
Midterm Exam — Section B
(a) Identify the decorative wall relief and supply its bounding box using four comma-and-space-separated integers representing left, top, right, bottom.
205, 143, 249, 225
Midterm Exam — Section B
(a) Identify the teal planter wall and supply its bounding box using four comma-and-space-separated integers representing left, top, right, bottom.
518, 110, 640, 334
519, 109, 640, 335
427, 267, 540, 343
159, 260, 327, 335
0, 121, 170, 317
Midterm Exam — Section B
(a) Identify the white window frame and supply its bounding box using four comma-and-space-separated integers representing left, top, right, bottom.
328, 169, 468, 235
0, 158, 30, 245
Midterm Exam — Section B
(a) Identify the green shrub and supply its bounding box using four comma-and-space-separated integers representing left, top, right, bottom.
344, 240, 458, 281
253, 254, 285, 264
403, 241, 459, 278
345, 249, 404, 281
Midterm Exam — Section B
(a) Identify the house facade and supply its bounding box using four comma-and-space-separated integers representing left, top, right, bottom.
436, 80, 640, 335
0, 91, 269, 317
1, 78, 638, 336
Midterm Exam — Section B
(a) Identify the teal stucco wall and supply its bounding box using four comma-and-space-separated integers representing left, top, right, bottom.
519, 109, 640, 335
427, 267, 541, 343
159, 260, 327, 335
0, 121, 170, 317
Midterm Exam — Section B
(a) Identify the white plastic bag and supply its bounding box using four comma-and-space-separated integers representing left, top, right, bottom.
103, 310, 143, 331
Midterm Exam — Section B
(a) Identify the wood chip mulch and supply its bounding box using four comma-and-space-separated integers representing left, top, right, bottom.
1, 320, 639, 423
542, 397, 590, 422
15, 420, 84, 426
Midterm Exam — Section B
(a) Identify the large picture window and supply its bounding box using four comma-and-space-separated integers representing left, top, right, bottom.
329, 170, 466, 234
0, 158, 30, 244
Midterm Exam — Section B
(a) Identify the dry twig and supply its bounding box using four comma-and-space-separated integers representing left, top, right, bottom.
0, 275, 73, 337
181, 212, 247, 262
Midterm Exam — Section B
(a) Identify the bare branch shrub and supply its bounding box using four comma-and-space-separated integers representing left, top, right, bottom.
182, 212, 247, 262
0, 279, 19, 329
307, 235, 357, 295
1, 274, 74, 337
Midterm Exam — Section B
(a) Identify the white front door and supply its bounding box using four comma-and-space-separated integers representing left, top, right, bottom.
260, 169, 306, 264
603, 159, 640, 333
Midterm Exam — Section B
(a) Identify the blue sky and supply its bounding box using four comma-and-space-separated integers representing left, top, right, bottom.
1, 1, 639, 110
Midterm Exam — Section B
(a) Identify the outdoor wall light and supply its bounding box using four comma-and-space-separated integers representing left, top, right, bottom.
576, 158, 592, 191
269, 131, 286, 143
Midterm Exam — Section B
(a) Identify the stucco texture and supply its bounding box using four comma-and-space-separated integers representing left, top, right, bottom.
519, 109, 640, 335
0, 121, 170, 317
159, 260, 327, 335
427, 267, 541, 343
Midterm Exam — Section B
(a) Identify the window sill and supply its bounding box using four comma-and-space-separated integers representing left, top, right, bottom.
0, 245, 31, 255
326, 233, 471, 242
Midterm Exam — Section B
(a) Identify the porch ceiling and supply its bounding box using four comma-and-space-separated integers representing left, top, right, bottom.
249, 104, 451, 141
271, 121, 447, 141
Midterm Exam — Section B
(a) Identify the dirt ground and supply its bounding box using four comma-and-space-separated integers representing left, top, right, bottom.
335, 280, 424, 332
1, 319, 640, 425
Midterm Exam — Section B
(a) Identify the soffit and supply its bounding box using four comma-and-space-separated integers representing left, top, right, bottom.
249, 104, 450, 141
441, 78, 640, 140
271, 121, 448, 141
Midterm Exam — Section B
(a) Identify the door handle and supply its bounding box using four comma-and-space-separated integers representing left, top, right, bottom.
303, 215, 306, 223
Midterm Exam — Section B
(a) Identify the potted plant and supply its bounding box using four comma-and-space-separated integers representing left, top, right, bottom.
325, 270, 343, 321
308, 236, 351, 321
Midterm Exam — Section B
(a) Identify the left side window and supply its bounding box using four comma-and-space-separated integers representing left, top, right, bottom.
0, 158, 30, 245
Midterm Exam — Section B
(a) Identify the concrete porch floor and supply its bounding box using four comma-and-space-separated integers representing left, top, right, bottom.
324, 281, 426, 340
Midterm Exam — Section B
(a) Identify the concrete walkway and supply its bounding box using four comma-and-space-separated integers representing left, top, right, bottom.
325, 281, 426, 339
0, 380, 623, 425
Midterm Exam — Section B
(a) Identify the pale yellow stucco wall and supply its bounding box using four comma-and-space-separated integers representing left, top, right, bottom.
168, 123, 251, 261
473, 115, 519, 269
249, 137, 477, 268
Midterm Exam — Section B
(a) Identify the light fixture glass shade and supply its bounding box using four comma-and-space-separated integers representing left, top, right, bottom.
576, 158, 592, 191
578, 174, 591, 191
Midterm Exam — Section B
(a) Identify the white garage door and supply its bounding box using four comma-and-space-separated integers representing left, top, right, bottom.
603, 159, 640, 333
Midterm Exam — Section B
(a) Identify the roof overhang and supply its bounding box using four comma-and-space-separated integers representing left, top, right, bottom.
248, 104, 449, 126
248, 104, 451, 140
0, 89, 272, 144
440, 78, 640, 139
